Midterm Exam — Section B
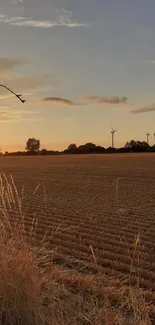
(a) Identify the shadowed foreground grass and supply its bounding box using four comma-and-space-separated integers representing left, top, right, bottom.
0, 173, 153, 325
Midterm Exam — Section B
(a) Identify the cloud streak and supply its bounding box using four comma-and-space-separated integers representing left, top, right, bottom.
42, 95, 129, 108
0, 107, 22, 122
0, 106, 37, 122
0, 58, 26, 71
0, 111, 20, 121
85, 96, 128, 104
0, 75, 56, 98
0, 10, 88, 28
131, 106, 155, 114
42, 97, 75, 107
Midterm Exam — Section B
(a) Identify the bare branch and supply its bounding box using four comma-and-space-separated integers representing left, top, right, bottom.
0, 85, 25, 103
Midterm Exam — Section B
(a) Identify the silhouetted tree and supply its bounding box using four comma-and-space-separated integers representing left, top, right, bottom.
124, 140, 135, 149
124, 140, 149, 152
83, 142, 96, 149
78, 143, 96, 153
117, 147, 130, 153
148, 144, 155, 152
106, 146, 116, 153
67, 144, 77, 153
95, 146, 106, 153
26, 138, 40, 153
40, 149, 48, 155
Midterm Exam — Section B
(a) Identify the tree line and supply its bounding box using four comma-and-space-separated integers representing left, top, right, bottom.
2, 138, 155, 156
0, 87, 154, 155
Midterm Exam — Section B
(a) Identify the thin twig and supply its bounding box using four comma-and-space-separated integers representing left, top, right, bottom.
0, 84, 25, 103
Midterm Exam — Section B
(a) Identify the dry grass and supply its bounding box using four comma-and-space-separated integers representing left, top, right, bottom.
0, 174, 46, 324
0, 172, 153, 325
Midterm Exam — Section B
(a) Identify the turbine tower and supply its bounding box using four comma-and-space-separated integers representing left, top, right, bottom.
146, 131, 150, 145
111, 126, 117, 148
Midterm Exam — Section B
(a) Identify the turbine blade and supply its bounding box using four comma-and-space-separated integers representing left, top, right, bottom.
110, 124, 114, 131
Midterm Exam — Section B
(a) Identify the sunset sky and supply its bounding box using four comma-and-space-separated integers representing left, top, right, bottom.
1, 0, 155, 152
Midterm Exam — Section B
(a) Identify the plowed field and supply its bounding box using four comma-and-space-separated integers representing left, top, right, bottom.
1, 153, 155, 303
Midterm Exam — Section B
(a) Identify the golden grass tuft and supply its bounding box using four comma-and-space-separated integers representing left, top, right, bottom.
0, 237, 45, 325
0, 173, 47, 325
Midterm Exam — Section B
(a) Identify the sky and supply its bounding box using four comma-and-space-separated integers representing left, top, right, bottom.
1, 0, 155, 151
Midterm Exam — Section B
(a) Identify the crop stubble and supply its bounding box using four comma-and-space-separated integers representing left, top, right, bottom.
0, 153, 155, 302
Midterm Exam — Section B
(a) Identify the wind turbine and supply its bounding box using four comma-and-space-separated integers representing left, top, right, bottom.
146, 131, 151, 145
110, 126, 117, 148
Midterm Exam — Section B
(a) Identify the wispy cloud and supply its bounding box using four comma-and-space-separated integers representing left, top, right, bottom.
131, 105, 155, 114
42, 95, 129, 108
42, 97, 75, 107
0, 75, 56, 98
85, 96, 128, 104
0, 9, 89, 28
0, 111, 20, 121
0, 106, 21, 121
0, 57, 26, 71
0, 105, 37, 122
